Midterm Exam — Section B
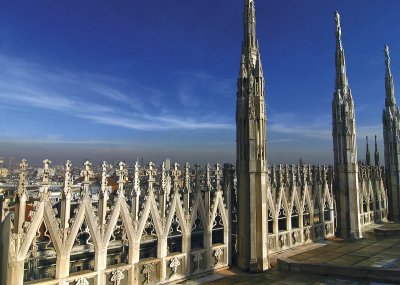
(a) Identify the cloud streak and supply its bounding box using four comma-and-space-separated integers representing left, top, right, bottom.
0, 54, 233, 131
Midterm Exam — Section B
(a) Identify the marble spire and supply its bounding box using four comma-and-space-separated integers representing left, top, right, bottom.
385, 45, 396, 108
335, 11, 349, 92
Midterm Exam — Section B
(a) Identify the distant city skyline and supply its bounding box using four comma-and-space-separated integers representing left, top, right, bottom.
0, 0, 399, 165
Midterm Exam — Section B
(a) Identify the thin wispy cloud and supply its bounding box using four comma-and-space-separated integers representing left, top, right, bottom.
0, 54, 233, 131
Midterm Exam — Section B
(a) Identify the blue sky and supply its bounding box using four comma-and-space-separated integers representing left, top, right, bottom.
0, 0, 399, 166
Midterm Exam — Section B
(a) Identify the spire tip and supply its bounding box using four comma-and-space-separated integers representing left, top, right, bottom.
385, 45, 391, 62
335, 11, 341, 26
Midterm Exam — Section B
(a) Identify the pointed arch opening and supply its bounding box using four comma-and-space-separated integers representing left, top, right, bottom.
140, 214, 158, 260
212, 208, 224, 245
303, 202, 311, 227
323, 200, 333, 222
375, 193, 381, 211
368, 193, 374, 212
191, 211, 205, 250
267, 208, 274, 234
291, 204, 299, 229
69, 219, 95, 274
362, 196, 368, 214
107, 216, 129, 267
313, 200, 322, 224
167, 214, 183, 254
24, 219, 57, 282
277, 205, 287, 232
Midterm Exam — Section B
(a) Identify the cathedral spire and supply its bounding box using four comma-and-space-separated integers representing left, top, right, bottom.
236, 0, 269, 272
385, 45, 396, 108
243, 0, 258, 51
332, 12, 362, 239
366, 136, 371, 166
335, 11, 349, 91
374, 135, 380, 166
382, 45, 400, 222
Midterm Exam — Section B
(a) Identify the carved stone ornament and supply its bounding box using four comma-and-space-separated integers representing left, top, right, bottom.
111, 269, 125, 285
169, 257, 181, 276
214, 248, 223, 265
193, 252, 203, 271
143, 263, 155, 284
75, 277, 89, 285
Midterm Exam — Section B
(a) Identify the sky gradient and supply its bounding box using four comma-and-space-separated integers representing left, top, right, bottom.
0, 0, 399, 166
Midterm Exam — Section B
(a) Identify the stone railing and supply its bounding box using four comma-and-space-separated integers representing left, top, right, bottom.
5, 159, 233, 285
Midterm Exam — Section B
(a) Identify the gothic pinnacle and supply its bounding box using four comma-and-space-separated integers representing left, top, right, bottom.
374, 135, 380, 166
335, 11, 341, 35
335, 11, 348, 91
385, 45, 391, 73
244, 0, 257, 51
385, 45, 396, 107
366, 136, 371, 166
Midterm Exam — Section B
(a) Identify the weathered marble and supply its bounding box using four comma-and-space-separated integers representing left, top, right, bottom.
382, 45, 400, 223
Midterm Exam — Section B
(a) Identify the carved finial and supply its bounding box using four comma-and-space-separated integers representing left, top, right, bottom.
81, 160, 94, 187
161, 162, 167, 190
116, 162, 128, 196
134, 161, 140, 194
278, 164, 283, 186
194, 164, 201, 192
172, 162, 181, 182
146, 162, 156, 181
42, 159, 52, 186
184, 162, 191, 192
205, 163, 212, 191
146, 162, 157, 192
214, 163, 222, 191
17, 159, 28, 197
64, 160, 72, 196
117, 162, 128, 183
99, 161, 108, 198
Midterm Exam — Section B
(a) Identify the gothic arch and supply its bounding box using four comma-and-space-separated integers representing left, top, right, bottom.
65, 197, 101, 252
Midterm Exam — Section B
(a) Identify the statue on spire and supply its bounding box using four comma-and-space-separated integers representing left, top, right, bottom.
335, 11, 341, 33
